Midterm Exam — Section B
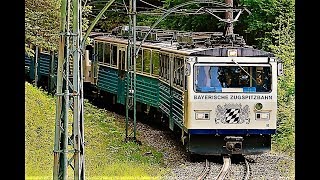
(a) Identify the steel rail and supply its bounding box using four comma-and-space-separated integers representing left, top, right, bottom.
215, 156, 231, 180
197, 159, 210, 180
243, 158, 251, 180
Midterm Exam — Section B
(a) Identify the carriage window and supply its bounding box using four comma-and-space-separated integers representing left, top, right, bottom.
152, 51, 160, 76
194, 65, 272, 93
104, 43, 111, 65
136, 50, 142, 72
180, 59, 184, 87
143, 49, 151, 74
97, 42, 104, 63
178, 57, 184, 87
111, 45, 117, 66
173, 56, 184, 88
173, 57, 179, 85
118, 49, 126, 70
160, 53, 170, 81
159, 54, 163, 78
162, 54, 170, 81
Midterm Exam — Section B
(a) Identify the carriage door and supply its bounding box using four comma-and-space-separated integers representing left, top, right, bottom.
117, 46, 127, 104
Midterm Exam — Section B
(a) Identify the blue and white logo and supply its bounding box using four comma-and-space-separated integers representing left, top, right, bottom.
215, 104, 250, 124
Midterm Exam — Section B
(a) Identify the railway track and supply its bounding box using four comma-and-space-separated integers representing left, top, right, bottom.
197, 159, 210, 180
243, 157, 251, 180
197, 156, 251, 180
215, 156, 231, 180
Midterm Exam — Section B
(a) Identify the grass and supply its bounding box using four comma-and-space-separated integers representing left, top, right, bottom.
25, 82, 169, 179
25, 82, 56, 177
271, 94, 295, 158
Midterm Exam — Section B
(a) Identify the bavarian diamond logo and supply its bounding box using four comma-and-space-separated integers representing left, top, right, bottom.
215, 104, 250, 124
225, 108, 240, 123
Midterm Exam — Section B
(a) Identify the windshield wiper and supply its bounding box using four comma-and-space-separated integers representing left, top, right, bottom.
231, 58, 258, 84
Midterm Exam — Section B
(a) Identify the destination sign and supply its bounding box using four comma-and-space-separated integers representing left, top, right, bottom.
193, 95, 273, 100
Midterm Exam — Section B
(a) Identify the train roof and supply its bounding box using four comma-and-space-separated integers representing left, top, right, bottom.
92, 26, 275, 57
94, 35, 207, 56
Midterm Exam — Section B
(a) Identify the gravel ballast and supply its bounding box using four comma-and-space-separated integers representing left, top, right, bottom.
113, 112, 295, 180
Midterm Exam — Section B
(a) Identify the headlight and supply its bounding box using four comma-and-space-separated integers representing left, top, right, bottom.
227, 49, 237, 56
255, 103, 263, 110
195, 112, 210, 120
255, 112, 270, 120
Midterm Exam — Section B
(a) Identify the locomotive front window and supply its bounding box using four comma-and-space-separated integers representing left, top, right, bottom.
194, 65, 272, 93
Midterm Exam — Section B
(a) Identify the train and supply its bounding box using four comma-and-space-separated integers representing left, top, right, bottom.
25, 25, 283, 158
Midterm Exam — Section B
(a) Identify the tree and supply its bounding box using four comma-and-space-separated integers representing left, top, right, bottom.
25, 0, 93, 56
269, 9, 295, 155
236, 0, 295, 50
25, 0, 61, 56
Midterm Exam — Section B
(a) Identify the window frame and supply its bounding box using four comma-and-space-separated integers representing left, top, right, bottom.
193, 63, 273, 93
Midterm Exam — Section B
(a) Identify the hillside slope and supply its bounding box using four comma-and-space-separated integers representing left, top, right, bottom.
25, 82, 168, 179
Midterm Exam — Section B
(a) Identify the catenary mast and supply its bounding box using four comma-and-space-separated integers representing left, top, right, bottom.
53, 0, 85, 179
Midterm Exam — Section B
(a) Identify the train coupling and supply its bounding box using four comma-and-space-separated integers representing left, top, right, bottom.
224, 136, 243, 152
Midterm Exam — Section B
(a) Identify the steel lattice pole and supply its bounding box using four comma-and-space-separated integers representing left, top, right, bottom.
54, 0, 85, 179
125, 0, 137, 141
53, 0, 67, 179
132, 0, 137, 139
72, 0, 85, 179
125, 0, 132, 139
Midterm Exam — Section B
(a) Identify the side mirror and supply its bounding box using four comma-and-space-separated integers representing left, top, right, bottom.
277, 62, 284, 76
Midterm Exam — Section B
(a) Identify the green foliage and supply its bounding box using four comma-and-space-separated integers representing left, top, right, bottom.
238, 0, 295, 50
25, 0, 93, 56
269, 10, 295, 156
137, 14, 158, 27
82, 3, 93, 32
25, 0, 61, 53
25, 44, 35, 57
87, 0, 129, 31
99, 12, 129, 31
25, 82, 167, 179
137, 0, 224, 31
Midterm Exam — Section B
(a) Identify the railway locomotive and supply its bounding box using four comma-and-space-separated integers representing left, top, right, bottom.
25, 25, 283, 157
